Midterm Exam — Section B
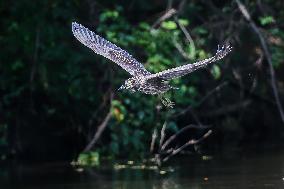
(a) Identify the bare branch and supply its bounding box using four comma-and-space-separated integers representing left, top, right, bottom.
87, 89, 111, 139
150, 128, 158, 153
173, 38, 190, 60
162, 130, 212, 162
83, 93, 113, 152
151, 8, 177, 29
174, 16, 196, 59
159, 122, 167, 149
161, 124, 210, 151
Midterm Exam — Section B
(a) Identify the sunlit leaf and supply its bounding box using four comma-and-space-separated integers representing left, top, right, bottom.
178, 19, 190, 26
259, 16, 275, 26
161, 21, 177, 30
210, 64, 221, 80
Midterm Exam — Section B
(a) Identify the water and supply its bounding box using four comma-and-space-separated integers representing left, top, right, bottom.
1, 149, 284, 189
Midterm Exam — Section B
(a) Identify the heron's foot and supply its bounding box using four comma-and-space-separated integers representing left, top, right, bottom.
159, 95, 175, 108
164, 98, 175, 108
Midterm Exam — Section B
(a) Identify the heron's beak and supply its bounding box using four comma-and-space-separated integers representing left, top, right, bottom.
118, 85, 125, 91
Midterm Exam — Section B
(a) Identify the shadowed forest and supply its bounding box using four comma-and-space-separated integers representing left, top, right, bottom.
1, 0, 284, 165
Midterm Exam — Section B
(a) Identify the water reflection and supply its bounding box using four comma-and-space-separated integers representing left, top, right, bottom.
1, 149, 284, 189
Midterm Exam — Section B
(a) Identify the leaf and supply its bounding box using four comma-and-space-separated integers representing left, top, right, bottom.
210, 64, 221, 80
161, 21, 177, 30
139, 22, 150, 30
77, 151, 100, 166
99, 10, 119, 22
188, 86, 197, 96
11, 60, 24, 71
259, 16, 275, 26
178, 19, 189, 26
194, 27, 208, 35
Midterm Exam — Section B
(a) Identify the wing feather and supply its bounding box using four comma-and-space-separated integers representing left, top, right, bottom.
72, 22, 150, 76
146, 44, 232, 80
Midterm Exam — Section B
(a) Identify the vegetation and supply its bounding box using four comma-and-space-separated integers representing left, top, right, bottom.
1, 0, 284, 162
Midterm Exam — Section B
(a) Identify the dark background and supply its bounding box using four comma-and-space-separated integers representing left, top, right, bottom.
1, 0, 284, 162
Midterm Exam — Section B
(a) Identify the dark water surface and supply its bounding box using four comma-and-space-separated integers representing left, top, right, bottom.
1, 149, 284, 189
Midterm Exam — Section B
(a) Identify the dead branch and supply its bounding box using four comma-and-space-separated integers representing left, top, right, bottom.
151, 0, 187, 30
150, 120, 212, 166
236, 0, 284, 124
162, 130, 212, 162
161, 124, 210, 151
86, 89, 112, 140
151, 8, 177, 29
173, 38, 190, 60
150, 128, 158, 153
159, 122, 167, 149
83, 93, 113, 152
174, 16, 196, 59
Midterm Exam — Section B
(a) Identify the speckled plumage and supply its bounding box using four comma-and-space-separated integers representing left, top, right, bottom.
72, 22, 232, 107
72, 22, 150, 76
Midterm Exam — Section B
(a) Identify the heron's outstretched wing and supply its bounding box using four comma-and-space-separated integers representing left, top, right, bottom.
145, 44, 232, 80
72, 22, 150, 76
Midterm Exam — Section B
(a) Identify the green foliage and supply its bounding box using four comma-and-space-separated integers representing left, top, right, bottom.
210, 65, 222, 80
161, 21, 177, 30
178, 19, 190, 26
259, 16, 275, 26
77, 151, 100, 166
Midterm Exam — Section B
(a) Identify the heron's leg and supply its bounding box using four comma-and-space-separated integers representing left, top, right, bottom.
158, 94, 175, 108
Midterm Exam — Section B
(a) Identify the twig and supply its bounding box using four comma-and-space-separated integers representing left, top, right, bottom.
166, 0, 173, 10
232, 68, 245, 100
162, 130, 212, 162
87, 89, 112, 140
187, 108, 202, 125
173, 38, 190, 60
177, 0, 187, 14
151, 8, 177, 29
151, 0, 188, 30
83, 94, 113, 152
174, 16, 196, 59
159, 122, 167, 149
161, 124, 210, 151
236, 0, 284, 124
150, 128, 158, 153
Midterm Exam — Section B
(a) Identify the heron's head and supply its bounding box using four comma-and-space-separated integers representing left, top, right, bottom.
118, 78, 136, 92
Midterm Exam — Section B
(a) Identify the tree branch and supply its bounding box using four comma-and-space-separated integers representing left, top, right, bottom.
161, 124, 210, 151
236, 0, 284, 124
162, 130, 212, 162
83, 94, 113, 152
